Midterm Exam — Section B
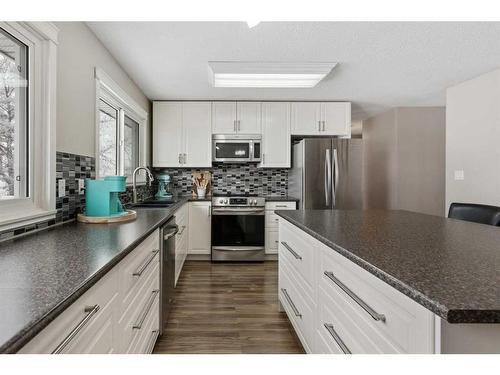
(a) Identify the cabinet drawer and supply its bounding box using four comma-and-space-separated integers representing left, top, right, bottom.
128, 296, 160, 354
279, 258, 314, 352
265, 201, 296, 210
118, 260, 160, 353
278, 221, 315, 294
265, 212, 281, 228
19, 269, 119, 354
319, 244, 434, 353
265, 230, 279, 254
118, 229, 160, 317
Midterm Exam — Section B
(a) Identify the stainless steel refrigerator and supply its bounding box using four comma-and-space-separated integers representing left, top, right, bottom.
289, 138, 363, 210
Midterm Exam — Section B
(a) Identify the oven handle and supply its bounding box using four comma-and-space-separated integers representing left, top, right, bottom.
212, 246, 265, 251
212, 207, 265, 215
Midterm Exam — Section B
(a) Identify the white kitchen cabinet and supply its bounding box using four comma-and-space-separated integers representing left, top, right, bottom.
265, 201, 296, 254
261, 102, 291, 168
278, 219, 435, 354
212, 102, 237, 133
183, 102, 212, 167
291, 102, 321, 135
291, 102, 351, 137
212, 102, 261, 134
19, 230, 161, 354
322, 102, 351, 136
174, 203, 188, 285
153, 101, 212, 167
153, 102, 183, 167
188, 201, 212, 255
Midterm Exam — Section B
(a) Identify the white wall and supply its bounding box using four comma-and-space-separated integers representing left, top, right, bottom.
55, 22, 150, 157
446, 68, 500, 212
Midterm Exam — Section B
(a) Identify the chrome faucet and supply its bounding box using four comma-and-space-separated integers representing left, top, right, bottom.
132, 166, 155, 204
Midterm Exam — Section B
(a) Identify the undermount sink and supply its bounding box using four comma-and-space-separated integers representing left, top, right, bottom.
130, 199, 178, 208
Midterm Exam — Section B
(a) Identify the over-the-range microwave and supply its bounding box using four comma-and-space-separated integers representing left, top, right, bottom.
212, 134, 261, 163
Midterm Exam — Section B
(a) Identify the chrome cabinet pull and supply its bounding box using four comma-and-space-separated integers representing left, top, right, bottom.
281, 288, 302, 318
177, 225, 186, 236
146, 330, 160, 353
281, 241, 302, 260
318, 120, 321, 132
52, 305, 100, 354
274, 218, 279, 222
275, 205, 289, 208
324, 271, 386, 322
178, 153, 182, 164
237, 120, 241, 131
133, 250, 160, 277
324, 323, 351, 354
233, 120, 236, 132
208, 206, 211, 217
133, 289, 160, 329
322, 120, 326, 131
183, 153, 187, 164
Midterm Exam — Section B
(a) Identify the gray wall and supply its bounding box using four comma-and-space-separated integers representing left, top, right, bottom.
55, 22, 151, 157
446, 68, 500, 211
363, 107, 446, 216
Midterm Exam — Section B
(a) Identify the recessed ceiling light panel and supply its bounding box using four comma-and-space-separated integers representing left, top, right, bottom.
208, 61, 337, 88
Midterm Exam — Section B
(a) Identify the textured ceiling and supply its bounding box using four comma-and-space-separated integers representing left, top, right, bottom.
87, 22, 500, 120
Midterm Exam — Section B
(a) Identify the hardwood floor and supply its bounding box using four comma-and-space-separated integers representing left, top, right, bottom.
153, 261, 304, 354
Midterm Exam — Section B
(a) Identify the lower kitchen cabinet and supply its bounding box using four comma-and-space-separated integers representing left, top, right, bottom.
188, 201, 212, 255
278, 220, 435, 354
19, 230, 161, 354
174, 203, 188, 285
265, 201, 296, 254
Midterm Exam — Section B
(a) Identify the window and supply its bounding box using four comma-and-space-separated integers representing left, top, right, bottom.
0, 22, 57, 230
0, 28, 28, 200
95, 68, 147, 183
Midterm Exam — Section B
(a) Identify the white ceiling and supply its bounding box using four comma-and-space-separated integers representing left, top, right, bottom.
87, 22, 500, 120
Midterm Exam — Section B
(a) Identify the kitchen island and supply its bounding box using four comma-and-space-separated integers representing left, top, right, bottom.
275, 209, 500, 354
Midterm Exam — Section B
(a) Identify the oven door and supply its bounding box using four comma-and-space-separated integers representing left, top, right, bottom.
211, 207, 265, 261
212, 140, 252, 163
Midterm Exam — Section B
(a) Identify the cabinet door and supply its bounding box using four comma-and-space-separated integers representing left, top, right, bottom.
212, 102, 237, 134
153, 102, 183, 167
237, 102, 262, 133
291, 102, 322, 135
261, 102, 290, 168
188, 202, 212, 255
182, 102, 212, 167
321, 102, 351, 136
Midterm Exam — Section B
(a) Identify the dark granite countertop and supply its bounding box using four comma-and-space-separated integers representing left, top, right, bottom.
0, 199, 191, 353
275, 209, 500, 324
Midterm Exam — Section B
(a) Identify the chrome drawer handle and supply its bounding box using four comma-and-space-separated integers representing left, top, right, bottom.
133, 250, 160, 277
281, 241, 302, 260
52, 304, 100, 354
275, 205, 290, 208
324, 323, 351, 354
280, 288, 302, 318
146, 330, 160, 353
324, 271, 386, 322
177, 225, 186, 236
133, 290, 160, 329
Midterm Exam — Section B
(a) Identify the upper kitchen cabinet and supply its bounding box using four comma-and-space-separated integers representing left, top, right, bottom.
291, 102, 351, 136
153, 102, 212, 168
212, 102, 262, 134
261, 102, 291, 168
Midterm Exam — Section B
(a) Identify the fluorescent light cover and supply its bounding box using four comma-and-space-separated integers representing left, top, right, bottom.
208, 62, 337, 88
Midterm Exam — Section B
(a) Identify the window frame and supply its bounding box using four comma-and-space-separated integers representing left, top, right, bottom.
94, 67, 148, 184
0, 22, 57, 231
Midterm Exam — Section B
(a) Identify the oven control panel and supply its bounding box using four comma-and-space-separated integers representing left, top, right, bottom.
212, 196, 265, 207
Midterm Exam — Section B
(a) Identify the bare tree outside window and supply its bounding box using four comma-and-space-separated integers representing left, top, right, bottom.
98, 99, 118, 178
0, 28, 28, 199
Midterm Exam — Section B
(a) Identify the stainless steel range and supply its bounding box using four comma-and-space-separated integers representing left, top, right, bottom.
211, 195, 265, 262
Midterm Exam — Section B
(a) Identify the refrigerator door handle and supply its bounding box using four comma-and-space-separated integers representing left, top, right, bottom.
325, 149, 332, 207
333, 148, 339, 207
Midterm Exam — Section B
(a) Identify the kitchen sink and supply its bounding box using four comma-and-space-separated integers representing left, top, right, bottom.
130, 199, 178, 208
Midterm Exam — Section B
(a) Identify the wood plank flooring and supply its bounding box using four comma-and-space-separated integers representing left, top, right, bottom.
153, 261, 304, 354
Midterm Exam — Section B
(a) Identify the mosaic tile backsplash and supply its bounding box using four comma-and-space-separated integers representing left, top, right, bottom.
155, 163, 289, 196
0, 151, 154, 241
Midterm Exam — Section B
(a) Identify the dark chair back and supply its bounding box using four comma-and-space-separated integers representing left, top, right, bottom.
448, 203, 500, 226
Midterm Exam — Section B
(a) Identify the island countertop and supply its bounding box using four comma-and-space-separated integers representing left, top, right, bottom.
275, 209, 500, 324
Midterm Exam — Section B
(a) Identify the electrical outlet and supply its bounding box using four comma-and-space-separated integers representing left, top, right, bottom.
77, 178, 85, 195
58, 179, 66, 197
454, 170, 465, 181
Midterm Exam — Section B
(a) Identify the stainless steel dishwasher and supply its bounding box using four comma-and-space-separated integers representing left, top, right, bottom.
159, 216, 178, 335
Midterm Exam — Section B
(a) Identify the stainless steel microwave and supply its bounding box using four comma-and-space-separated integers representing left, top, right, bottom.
212, 134, 261, 163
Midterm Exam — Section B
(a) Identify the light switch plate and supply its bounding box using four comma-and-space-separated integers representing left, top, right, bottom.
58, 179, 66, 197
77, 178, 85, 195
454, 170, 465, 180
